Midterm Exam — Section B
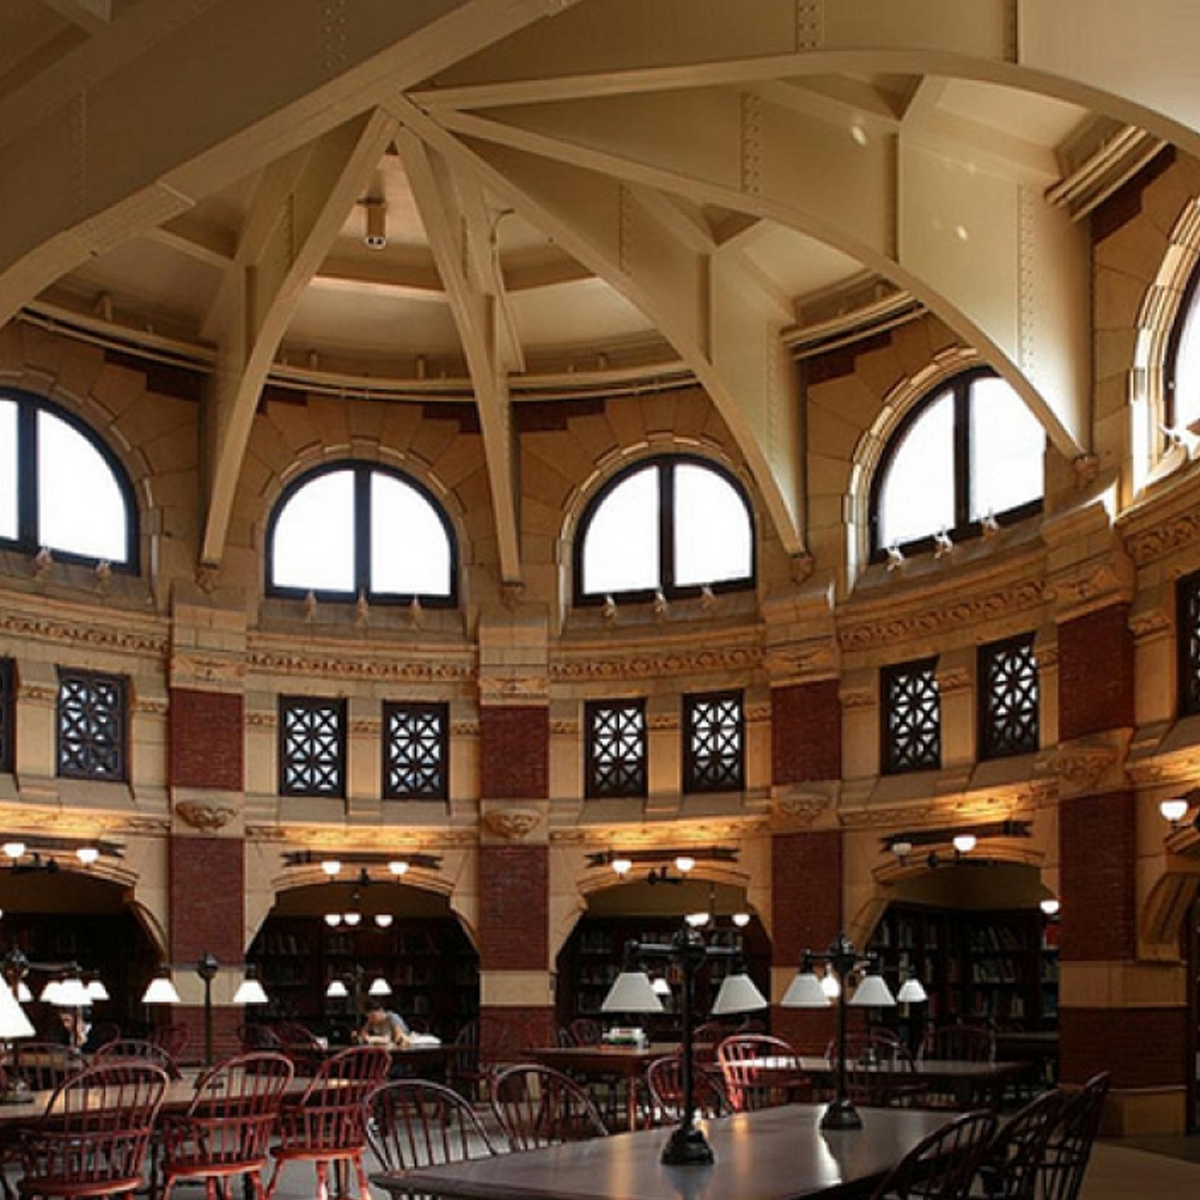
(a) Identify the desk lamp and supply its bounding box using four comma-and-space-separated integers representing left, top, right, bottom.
782, 933, 896, 1130
602, 922, 766, 1165
0, 975, 36, 1103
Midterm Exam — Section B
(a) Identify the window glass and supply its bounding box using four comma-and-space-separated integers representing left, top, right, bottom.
1174, 288, 1200, 432
0, 401, 16, 542
37, 410, 127, 562
272, 470, 355, 593
969, 377, 1044, 521
581, 465, 658, 595
674, 462, 752, 587
876, 390, 955, 548
371, 472, 451, 597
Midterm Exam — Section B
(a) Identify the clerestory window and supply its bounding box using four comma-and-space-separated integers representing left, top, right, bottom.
574, 456, 754, 605
870, 370, 1044, 560
267, 462, 456, 604
0, 389, 137, 570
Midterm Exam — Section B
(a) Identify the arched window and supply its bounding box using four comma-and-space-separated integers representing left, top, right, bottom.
1167, 267, 1200, 435
574, 456, 754, 604
869, 370, 1044, 559
266, 462, 456, 604
0, 389, 138, 570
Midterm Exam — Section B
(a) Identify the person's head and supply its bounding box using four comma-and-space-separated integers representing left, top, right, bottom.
364, 1001, 387, 1024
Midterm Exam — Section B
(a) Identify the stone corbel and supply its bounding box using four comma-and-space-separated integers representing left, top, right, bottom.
481, 804, 544, 842
1052, 731, 1129, 798
768, 784, 836, 830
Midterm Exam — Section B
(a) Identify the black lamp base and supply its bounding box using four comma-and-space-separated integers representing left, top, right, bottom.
0, 1078, 31, 1105
819, 1098, 863, 1131
660, 1124, 715, 1165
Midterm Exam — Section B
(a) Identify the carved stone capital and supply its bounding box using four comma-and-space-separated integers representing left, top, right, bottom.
481, 805, 544, 841
174, 800, 238, 832
1052, 733, 1128, 797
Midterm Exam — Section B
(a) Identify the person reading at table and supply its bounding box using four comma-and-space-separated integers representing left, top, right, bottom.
358, 1000, 412, 1046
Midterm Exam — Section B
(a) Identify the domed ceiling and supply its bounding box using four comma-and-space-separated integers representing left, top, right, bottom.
0, 0, 1183, 579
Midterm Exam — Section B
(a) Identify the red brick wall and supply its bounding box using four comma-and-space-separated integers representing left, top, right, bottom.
772, 681, 842, 783
770, 830, 842, 1049
478, 843, 547, 970
169, 837, 245, 964
480, 706, 549, 799
1058, 605, 1134, 740
1058, 790, 1136, 962
170, 688, 243, 791
1060, 1007, 1188, 1088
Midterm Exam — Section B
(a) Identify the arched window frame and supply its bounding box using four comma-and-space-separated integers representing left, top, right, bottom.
572, 454, 756, 607
265, 460, 458, 606
0, 388, 139, 573
867, 368, 1043, 561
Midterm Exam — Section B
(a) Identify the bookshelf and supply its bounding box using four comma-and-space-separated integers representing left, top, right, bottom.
556, 916, 771, 1036
868, 903, 1058, 1036
247, 915, 478, 1040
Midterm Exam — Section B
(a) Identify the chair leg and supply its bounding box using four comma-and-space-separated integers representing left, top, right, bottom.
314, 1160, 330, 1200
352, 1154, 374, 1200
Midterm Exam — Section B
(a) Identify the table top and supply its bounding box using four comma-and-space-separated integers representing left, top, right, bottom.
526, 1044, 679, 1075
375, 1103, 956, 1200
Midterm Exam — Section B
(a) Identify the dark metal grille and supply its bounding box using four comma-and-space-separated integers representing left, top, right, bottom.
57, 668, 127, 781
979, 634, 1039, 758
882, 659, 941, 774
683, 690, 744, 793
585, 700, 647, 799
1180, 571, 1200, 716
383, 702, 448, 800
0, 659, 13, 773
279, 696, 346, 797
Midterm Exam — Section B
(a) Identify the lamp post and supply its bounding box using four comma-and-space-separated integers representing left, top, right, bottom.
781, 933, 898, 1131
601, 922, 766, 1165
196, 952, 219, 1067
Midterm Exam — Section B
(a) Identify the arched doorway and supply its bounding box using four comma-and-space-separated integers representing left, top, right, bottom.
247, 881, 478, 1045
0, 868, 158, 1042
555, 878, 769, 1041
864, 862, 1058, 1074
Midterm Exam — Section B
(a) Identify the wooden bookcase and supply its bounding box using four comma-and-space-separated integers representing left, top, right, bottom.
867, 903, 1058, 1035
247, 914, 478, 1040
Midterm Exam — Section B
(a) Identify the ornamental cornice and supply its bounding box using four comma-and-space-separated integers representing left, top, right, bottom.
1123, 508, 1200, 566
478, 675, 549, 703
170, 652, 246, 689
550, 817, 765, 849
837, 580, 1045, 652
0, 607, 168, 659
246, 645, 474, 684
551, 643, 763, 682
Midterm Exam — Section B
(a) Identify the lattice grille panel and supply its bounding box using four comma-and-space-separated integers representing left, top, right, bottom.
882, 660, 941, 774
279, 697, 346, 797
586, 701, 647, 799
684, 691, 744, 793
57, 669, 127, 780
980, 635, 1039, 758
384, 702, 448, 800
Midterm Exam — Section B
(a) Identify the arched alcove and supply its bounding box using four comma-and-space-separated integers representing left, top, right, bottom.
247, 880, 478, 1044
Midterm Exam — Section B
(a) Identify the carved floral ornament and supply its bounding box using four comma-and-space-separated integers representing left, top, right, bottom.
174, 801, 237, 831
481, 807, 542, 841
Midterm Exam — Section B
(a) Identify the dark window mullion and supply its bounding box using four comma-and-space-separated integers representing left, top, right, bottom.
659, 463, 675, 592
354, 467, 371, 598
953, 381, 971, 532
17, 402, 37, 547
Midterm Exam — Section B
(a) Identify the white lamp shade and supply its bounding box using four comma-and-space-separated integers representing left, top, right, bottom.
651, 976, 672, 996
374, 914, 394, 928
849, 972, 896, 1008
1160, 798, 1189, 823
0, 984, 34, 1039
16, 982, 32, 1003
368, 976, 393, 997
711, 971, 768, 1016
1040, 898, 1061, 916
325, 979, 350, 999
781, 970, 830, 1008
38, 979, 62, 1004
86, 978, 110, 1002
54, 976, 92, 1008
233, 975, 270, 1005
601, 970, 664, 1014
141, 972, 182, 1004
897, 977, 928, 1004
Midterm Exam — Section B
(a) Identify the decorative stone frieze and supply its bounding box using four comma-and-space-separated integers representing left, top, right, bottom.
170, 652, 246, 690
478, 674, 550, 704
551, 643, 763, 682
0, 606, 167, 658
767, 786, 834, 829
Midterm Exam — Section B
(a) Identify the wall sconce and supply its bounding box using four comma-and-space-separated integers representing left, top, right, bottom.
1039, 897, 1061, 917
1160, 797, 1189, 828
321, 860, 341, 877
890, 840, 913, 864
952, 833, 977, 856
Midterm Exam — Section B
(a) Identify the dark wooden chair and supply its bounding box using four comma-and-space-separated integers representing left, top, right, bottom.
17, 1061, 169, 1200
490, 1064, 609, 1151
1039, 1072, 1110, 1200
264, 1044, 390, 1200
275, 1022, 327, 1075
239, 1023, 285, 1053
971, 1087, 1065, 1200
826, 1033, 928, 1108
365, 1079, 499, 1179
160, 1051, 295, 1200
919, 1025, 996, 1064
567, 1018, 602, 1046
644, 1055, 730, 1125
716, 1034, 810, 1112
2, 1043, 83, 1092
150, 1024, 190, 1063
92, 1038, 182, 1080
869, 1109, 998, 1200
